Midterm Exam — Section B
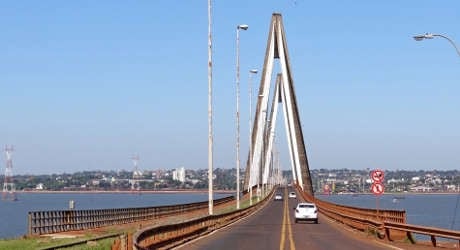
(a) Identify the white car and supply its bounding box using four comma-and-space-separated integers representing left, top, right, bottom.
288, 192, 296, 198
294, 202, 318, 223
274, 193, 283, 201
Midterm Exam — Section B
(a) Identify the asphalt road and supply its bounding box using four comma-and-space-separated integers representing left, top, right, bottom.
178, 187, 393, 250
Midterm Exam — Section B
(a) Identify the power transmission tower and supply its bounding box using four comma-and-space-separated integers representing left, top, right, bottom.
2, 145, 17, 201
131, 155, 141, 193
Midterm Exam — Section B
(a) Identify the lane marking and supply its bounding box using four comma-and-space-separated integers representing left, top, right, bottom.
280, 187, 296, 250
175, 194, 273, 249
285, 190, 295, 250
279, 189, 286, 250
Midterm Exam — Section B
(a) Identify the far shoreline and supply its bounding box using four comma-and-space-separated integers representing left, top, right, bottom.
13, 189, 459, 195
317, 191, 460, 195
15, 189, 236, 194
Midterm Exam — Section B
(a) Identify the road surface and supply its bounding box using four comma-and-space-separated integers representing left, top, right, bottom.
179, 187, 393, 250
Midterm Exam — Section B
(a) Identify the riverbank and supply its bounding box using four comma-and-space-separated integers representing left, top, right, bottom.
322, 191, 460, 195
16, 189, 236, 194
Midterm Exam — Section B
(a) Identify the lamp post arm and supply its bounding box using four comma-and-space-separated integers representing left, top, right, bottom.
433, 34, 460, 58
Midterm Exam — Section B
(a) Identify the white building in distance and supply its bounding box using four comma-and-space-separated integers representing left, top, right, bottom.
173, 167, 185, 183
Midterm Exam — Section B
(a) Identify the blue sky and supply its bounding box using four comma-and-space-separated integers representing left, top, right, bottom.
1, 1, 459, 174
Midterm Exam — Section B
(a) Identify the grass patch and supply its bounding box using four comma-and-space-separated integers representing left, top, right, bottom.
0, 236, 83, 250
365, 227, 378, 237
54, 237, 114, 250
217, 195, 264, 215
0, 234, 117, 250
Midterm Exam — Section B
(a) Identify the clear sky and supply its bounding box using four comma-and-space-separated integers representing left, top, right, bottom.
1, 1, 459, 175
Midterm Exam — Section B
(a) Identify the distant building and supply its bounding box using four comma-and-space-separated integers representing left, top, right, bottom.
410, 185, 432, 192
411, 176, 421, 182
387, 178, 403, 184
36, 183, 45, 190
173, 167, 185, 182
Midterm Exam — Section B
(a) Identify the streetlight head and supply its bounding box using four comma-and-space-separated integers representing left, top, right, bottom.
238, 24, 249, 30
413, 35, 425, 41
250, 69, 258, 74
413, 33, 434, 41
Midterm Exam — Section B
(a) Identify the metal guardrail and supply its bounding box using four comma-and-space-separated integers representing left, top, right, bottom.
28, 196, 234, 236
316, 199, 406, 223
385, 222, 460, 248
300, 191, 406, 224
298, 187, 460, 248
133, 190, 274, 250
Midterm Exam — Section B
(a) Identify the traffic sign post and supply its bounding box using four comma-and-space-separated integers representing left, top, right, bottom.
370, 169, 385, 221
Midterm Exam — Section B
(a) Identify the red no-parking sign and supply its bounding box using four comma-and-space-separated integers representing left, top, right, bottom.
371, 183, 384, 195
370, 169, 384, 183
370, 169, 384, 195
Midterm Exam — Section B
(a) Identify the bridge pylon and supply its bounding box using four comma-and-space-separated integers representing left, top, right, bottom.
243, 13, 314, 196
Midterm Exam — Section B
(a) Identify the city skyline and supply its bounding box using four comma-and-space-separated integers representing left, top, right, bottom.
1, 1, 459, 174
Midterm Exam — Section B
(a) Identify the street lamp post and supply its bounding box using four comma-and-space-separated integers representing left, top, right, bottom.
413, 32, 459, 230
207, 0, 213, 215
248, 69, 257, 205
236, 24, 248, 210
413, 33, 460, 57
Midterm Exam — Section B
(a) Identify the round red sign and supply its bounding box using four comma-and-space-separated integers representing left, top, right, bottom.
371, 182, 384, 195
370, 169, 384, 183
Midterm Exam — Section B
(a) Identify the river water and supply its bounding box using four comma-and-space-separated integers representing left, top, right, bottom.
0, 192, 459, 240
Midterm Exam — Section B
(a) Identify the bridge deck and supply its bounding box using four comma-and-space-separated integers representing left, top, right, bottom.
42, 191, 455, 250
177, 188, 455, 250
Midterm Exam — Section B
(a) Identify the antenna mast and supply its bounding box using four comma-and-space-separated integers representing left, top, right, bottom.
131, 155, 141, 192
2, 145, 17, 201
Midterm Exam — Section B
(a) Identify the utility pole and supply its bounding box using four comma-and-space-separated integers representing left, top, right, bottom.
235, 24, 248, 210
207, 0, 214, 215
248, 69, 257, 206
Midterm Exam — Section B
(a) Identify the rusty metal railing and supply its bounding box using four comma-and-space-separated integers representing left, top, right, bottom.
133, 190, 274, 250
384, 222, 460, 248
298, 187, 460, 248
28, 196, 234, 236
299, 189, 406, 224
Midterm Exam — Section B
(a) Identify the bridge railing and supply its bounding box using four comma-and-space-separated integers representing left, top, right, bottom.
315, 198, 406, 224
28, 195, 234, 236
298, 188, 460, 247
133, 189, 274, 249
384, 222, 460, 247
299, 189, 405, 224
